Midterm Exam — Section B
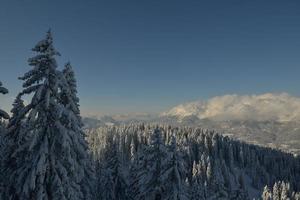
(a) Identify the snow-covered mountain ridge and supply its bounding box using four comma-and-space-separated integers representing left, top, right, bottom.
159, 93, 300, 154
162, 93, 300, 122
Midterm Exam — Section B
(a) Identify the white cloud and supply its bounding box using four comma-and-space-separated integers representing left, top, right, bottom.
163, 93, 300, 122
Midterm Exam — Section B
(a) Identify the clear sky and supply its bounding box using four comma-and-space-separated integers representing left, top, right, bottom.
0, 0, 300, 115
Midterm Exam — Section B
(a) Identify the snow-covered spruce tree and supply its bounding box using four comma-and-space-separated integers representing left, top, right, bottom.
137, 128, 169, 200
60, 62, 82, 126
0, 81, 9, 121
1, 94, 26, 199
273, 182, 281, 200
4, 30, 94, 200
162, 135, 189, 200
190, 161, 205, 200
59, 61, 95, 199
280, 181, 290, 200
0, 81, 9, 141
0, 81, 9, 199
129, 143, 147, 200
129, 138, 136, 162
262, 185, 272, 200
261, 181, 300, 200
8, 95, 25, 127
100, 134, 129, 200
229, 174, 249, 200
209, 159, 228, 199
98, 164, 115, 200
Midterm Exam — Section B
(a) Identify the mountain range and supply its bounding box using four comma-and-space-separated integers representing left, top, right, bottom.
83, 93, 300, 155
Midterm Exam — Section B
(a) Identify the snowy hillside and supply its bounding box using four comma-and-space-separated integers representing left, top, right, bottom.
159, 93, 300, 155
86, 124, 300, 200
83, 118, 300, 155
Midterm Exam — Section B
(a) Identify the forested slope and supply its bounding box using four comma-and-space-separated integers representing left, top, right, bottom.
87, 125, 300, 199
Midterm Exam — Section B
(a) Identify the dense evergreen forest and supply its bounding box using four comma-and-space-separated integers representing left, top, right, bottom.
0, 32, 300, 200
86, 125, 300, 200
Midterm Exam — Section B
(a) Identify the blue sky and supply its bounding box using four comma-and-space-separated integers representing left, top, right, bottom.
0, 0, 300, 115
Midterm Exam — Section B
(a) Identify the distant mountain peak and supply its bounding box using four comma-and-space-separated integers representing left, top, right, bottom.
162, 93, 300, 122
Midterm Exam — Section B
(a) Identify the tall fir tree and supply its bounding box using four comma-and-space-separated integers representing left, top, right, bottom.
138, 128, 169, 200
60, 62, 82, 126
7, 94, 25, 131
3, 30, 94, 200
129, 144, 147, 200
102, 134, 129, 200
273, 182, 281, 200
1, 95, 26, 199
162, 135, 189, 200
190, 166, 205, 200
59, 62, 95, 199
0, 81, 9, 199
262, 185, 272, 200
0, 81, 9, 121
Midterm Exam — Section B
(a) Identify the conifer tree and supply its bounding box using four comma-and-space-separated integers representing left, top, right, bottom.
99, 166, 115, 200
4, 30, 93, 200
60, 62, 81, 125
103, 135, 129, 200
0, 81, 9, 153
280, 182, 289, 200
273, 182, 281, 200
129, 138, 136, 162
190, 162, 205, 200
129, 144, 147, 200
10, 95, 24, 116
262, 185, 272, 200
138, 128, 169, 200
1, 95, 26, 199
162, 135, 188, 200
0, 81, 9, 200
0, 81, 9, 121
7, 94, 25, 131
59, 61, 95, 199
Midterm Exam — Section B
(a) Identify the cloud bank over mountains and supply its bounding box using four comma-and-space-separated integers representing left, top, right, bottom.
163, 93, 300, 122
